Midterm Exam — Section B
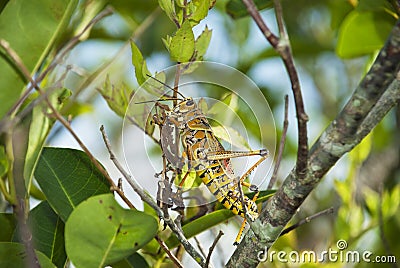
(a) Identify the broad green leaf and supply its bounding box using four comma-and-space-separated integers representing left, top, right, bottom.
0, 145, 8, 178
0, 0, 78, 118
24, 88, 71, 190
29, 201, 66, 268
194, 26, 212, 60
336, 10, 396, 58
166, 190, 274, 248
0, 242, 56, 268
170, 20, 195, 62
226, 0, 273, 19
0, 214, 16, 242
130, 41, 151, 85
98, 75, 132, 117
34, 147, 111, 221
111, 253, 149, 268
65, 194, 158, 267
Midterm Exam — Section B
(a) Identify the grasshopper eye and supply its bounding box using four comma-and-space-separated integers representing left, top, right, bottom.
186, 99, 194, 106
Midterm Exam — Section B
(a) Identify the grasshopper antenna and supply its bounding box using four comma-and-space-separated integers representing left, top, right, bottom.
135, 97, 182, 104
146, 74, 186, 99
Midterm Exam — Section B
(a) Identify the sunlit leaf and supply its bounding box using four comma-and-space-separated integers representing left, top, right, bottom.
336, 10, 396, 58
98, 75, 132, 117
130, 41, 151, 85
211, 125, 251, 150
158, 0, 177, 23
194, 26, 212, 60
189, 0, 210, 25
170, 20, 195, 62
65, 194, 158, 267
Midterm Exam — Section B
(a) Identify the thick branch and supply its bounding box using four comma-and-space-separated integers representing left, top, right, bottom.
226, 19, 400, 267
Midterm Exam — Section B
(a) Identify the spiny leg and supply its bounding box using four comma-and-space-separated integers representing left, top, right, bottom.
233, 155, 267, 245
206, 149, 269, 161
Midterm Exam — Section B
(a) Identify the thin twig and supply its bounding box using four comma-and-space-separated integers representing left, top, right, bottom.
268, 95, 289, 189
273, 0, 288, 41
155, 235, 184, 268
241, 0, 308, 177
194, 236, 207, 257
280, 207, 334, 236
205, 231, 224, 268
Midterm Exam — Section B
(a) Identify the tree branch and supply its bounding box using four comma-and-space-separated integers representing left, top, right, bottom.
226, 18, 400, 267
241, 0, 309, 177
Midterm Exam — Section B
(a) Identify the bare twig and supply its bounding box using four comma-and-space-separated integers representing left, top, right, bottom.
155, 235, 184, 268
205, 231, 224, 268
273, 0, 287, 40
280, 207, 335, 236
241, 0, 309, 177
194, 236, 207, 257
268, 94, 289, 189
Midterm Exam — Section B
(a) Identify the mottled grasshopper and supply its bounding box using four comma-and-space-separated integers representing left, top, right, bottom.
149, 80, 268, 244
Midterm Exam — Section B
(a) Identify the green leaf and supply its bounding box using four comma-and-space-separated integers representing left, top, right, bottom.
98, 75, 132, 117
211, 125, 251, 151
130, 41, 151, 85
194, 26, 212, 60
0, 214, 16, 242
170, 20, 195, 62
336, 10, 396, 58
34, 147, 111, 221
0, 0, 78, 118
0, 145, 8, 178
226, 0, 273, 19
189, 0, 210, 25
110, 253, 149, 268
158, 0, 177, 23
65, 194, 158, 267
0, 242, 56, 268
29, 201, 66, 267
24, 88, 71, 190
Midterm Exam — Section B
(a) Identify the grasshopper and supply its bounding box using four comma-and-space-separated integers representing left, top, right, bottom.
147, 79, 269, 244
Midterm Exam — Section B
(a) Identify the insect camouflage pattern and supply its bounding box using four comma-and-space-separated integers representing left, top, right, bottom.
156, 95, 269, 244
